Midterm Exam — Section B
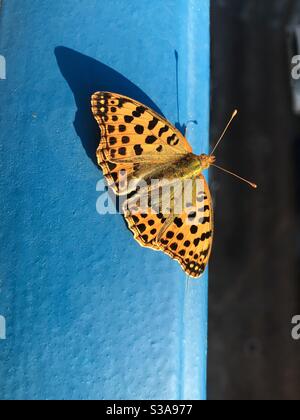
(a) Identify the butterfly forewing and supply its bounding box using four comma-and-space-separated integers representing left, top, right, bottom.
91, 92, 192, 195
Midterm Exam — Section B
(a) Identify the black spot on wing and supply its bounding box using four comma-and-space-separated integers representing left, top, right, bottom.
134, 145, 143, 156
111, 172, 118, 182
125, 115, 134, 123
174, 217, 183, 228
194, 238, 200, 246
135, 125, 144, 135
188, 212, 197, 222
200, 248, 210, 258
118, 98, 128, 108
170, 243, 178, 251
132, 106, 146, 118
200, 216, 210, 224
190, 225, 198, 235
118, 147, 126, 156
109, 137, 117, 145
122, 136, 130, 144
148, 117, 159, 130
167, 134, 176, 144
199, 205, 210, 212
137, 224, 146, 234
145, 135, 157, 144
107, 162, 117, 171
132, 215, 139, 224
159, 125, 169, 137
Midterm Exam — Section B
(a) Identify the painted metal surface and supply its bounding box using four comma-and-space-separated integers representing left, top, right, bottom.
0, 0, 210, 400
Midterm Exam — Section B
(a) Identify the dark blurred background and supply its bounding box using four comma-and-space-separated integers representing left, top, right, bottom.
208, 0, 300, 400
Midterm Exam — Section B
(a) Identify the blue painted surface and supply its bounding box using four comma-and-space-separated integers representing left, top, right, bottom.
0, 0, 210, 400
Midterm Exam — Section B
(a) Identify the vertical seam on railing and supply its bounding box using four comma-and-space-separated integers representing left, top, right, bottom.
178, 0, 210, 401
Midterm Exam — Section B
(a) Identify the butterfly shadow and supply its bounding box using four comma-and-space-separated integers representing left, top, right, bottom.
54, 47, 194, 214
55, 46, 166, 168
174, 50, 197, 135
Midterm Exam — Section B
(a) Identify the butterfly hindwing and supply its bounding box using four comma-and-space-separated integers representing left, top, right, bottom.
122, 175, 213, 278
159, 174, 213, 277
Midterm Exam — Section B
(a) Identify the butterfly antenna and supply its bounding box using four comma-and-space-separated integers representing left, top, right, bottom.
211, 163, 257, 189
210, 110, 238, 156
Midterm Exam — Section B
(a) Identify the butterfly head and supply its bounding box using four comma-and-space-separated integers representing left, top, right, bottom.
199, 154, 216, 170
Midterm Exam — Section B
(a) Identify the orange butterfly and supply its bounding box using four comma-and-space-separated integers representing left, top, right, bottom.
91, 92, 256, 278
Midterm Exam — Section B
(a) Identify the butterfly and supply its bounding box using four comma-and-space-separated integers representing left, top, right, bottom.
91, 92, 256, 278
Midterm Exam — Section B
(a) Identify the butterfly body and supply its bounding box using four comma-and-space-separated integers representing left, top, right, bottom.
144, 153, 202, 182
91, 92, 214, 278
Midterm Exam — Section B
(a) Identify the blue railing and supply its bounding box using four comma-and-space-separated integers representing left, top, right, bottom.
0, 0, 210, 400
